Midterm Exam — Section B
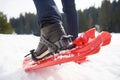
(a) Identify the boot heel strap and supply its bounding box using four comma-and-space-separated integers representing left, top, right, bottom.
40, 35, 58, 53
41, 35, 73, 53
55, 35, 73, 50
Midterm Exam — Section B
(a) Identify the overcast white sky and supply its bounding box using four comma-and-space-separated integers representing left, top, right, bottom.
0, 0, 114, 19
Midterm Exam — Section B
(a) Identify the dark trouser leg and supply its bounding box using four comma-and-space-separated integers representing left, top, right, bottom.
33, 0, 62, 28
61, 0, 78, 40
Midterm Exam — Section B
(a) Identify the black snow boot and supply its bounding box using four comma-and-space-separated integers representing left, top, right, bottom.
26, 22, 74, 61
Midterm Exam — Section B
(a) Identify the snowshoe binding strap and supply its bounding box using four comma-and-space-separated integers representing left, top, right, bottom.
40, 35, 58, 53
40, 34, 74, 53
24, 49, 53, 61
55, 35, 74, 50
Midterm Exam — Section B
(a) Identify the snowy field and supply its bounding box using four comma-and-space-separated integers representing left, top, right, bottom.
0, 33, 120, 80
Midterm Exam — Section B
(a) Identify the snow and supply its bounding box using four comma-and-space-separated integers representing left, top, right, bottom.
0, 33, 120, 80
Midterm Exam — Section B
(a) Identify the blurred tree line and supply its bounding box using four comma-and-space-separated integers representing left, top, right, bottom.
0, 12, 13, 34
77, 0, 120, 33
0, 0, 120, 34
10, 13, 40, 35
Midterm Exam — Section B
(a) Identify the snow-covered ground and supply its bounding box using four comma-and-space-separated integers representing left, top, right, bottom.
0, 33, 120, 80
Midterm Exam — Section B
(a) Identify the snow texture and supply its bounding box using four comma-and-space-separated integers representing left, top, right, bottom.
0, 33, 120, 80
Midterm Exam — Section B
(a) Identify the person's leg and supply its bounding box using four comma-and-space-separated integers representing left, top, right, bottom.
61, 0, 78, 40
29, 0, 72, 61
33, 0, 61, 28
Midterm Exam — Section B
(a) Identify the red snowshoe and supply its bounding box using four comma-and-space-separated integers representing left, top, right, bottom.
23, 28, 111, 72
